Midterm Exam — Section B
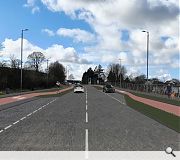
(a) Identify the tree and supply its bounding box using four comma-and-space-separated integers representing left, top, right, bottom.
9, 54, 21, 68
49, 61, 66, 84
94, 64, 105, 84
68, 74, 75, 80
134, 74, 146, 84
27, 52, 45, 72
107, 63, 127, 84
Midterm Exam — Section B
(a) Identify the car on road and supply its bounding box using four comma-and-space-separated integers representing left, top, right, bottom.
103, 84, 115, 93
74, 85, 85, 93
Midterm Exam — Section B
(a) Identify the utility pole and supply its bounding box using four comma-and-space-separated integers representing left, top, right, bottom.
46, 59, 49, 88
142, 30, 149, 83
119, 58, 123, 88
20, 29, 28, 92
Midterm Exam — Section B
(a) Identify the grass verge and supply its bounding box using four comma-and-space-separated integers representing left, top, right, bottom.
124, 94, 180, 133
37, 88, 73, 98
131, 92, 180, 106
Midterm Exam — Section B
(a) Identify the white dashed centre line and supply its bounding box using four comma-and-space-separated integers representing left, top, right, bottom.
86, 112, 88, 123
85, 87, 89, 159
85, 129, 89, 159
20, 117, 26, 121
13, 120, 20, 125
0, 130, 4, 133
4, 125, 12, 130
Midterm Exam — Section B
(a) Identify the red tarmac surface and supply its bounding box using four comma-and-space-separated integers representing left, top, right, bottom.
0, 86, 179, 117
116, 90, 180, 117
0, 87, 73, 106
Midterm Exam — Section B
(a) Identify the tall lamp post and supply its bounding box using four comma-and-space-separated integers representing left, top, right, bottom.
142, 30, 149, 83
119, 58, 123, 88
20, 29, 28, 92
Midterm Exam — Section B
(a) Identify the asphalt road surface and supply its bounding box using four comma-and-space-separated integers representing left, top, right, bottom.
0, 86, 179, 151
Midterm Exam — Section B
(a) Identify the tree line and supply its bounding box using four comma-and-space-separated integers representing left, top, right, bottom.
0, 52, 66, 91
82, 64, 180, 85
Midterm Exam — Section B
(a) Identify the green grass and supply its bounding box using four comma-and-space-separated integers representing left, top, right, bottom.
131, 92, 180, 106
0, 91, 4, 95
37, 88, 73, 98
124, 94, 180, 132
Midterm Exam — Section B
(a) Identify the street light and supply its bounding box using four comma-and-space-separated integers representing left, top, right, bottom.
20, 29, 28, 92
142, 30, 149, 83
119, 58, 123, 88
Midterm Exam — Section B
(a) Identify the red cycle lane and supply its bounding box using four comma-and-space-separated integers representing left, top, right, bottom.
0, 87, 73, 106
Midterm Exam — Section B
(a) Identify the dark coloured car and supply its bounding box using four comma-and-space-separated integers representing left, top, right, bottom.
103, 84, 115, 93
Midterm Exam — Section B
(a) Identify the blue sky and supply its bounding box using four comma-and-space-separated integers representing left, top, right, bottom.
0, 0, 179, 80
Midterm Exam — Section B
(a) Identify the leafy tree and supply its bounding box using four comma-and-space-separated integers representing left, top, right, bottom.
27, 52, 45, 72
49, 61, 66, 84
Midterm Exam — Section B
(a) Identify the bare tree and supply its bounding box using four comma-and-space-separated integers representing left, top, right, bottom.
107, 63, 126, 84
9, 54, 21, 68
27, 52, 45, 72
68, 74, 75, 80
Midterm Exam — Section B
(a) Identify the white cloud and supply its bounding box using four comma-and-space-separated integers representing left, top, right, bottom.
42, 29, 55, 37
57, 28, 95, 43
32, 6, 40, 14
24, 0, 40, 14
0, 38, 91, 79
24, 0, 179, 79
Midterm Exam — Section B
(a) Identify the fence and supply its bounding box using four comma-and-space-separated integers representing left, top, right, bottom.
110, 82, 180, 98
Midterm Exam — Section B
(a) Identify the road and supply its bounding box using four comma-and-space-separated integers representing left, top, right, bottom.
0, 86, 179, 151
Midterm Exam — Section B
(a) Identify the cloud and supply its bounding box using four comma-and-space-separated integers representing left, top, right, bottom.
57, 28, 95, 43
24, 0, 40, 14
25, 0, 179, 79
42, 29, 55, 36
0, 38, 91, 79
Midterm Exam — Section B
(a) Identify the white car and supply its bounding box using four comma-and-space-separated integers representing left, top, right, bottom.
74, 85, 84, 93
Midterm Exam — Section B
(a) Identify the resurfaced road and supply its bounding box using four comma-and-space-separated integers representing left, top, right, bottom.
0, 86, 179, 151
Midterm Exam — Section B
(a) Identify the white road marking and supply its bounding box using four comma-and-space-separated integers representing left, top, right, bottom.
20, 117, 26, 121
0, 98, 57, 134
27, 113, 32, 117
85, 129, 89, 159
13, 120, 20, 125
12, 96, 26, 100
100, 90, 125, 105
86, 112, 88, 123
4, 125, 12, 130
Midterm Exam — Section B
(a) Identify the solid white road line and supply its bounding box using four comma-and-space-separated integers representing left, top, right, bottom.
100, 90, 125, 105
86, 112, 88, 123
0, 130, 3, 133
4, 125, 12, 130
13, 120, 20, 125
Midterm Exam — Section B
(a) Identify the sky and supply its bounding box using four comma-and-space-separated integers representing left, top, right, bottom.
0, 0, 179, 81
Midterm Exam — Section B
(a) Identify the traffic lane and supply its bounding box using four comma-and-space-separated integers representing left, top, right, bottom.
0, 97, 55, 130
0, 91, 86, 151
87, 86, 179, 151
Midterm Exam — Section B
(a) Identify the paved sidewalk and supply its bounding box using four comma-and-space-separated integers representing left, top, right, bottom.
0, 87, 73, 106
116, 89, 180, 117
